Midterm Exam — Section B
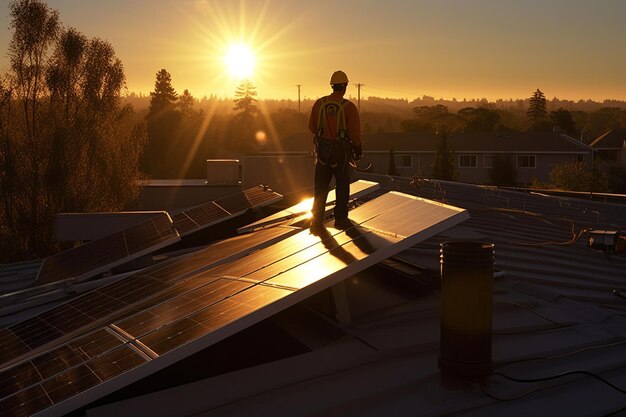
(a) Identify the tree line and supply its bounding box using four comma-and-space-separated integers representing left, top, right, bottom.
0, 0, 145, 262
127, 89, 626, 142
400, 89, 626, 140
141, 71, 308, 179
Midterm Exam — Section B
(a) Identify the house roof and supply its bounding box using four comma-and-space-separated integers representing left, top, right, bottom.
81, 175, 626, 417
589, 128, 626, 149
365, 132, 591, 153
264, 131, 592, 154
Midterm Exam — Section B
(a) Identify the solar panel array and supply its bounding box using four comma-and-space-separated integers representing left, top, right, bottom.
35, 187, 282, 287
0, 225, 302, 417
172, 186, 282, 236
238, 180, 380, 233
35, 213, 180, 286
1, 191, 468, 417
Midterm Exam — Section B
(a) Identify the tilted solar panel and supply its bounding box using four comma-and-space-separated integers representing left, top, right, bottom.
172, 186, 282, 237
242, 186, 283, 207
0, 226, 298, 367
0, 191, 468, 417
238, 180, 380, 233
35, 187, 282, 287
214, 192, 250, 215
34, 213, 180, 286
171, 203, 227, 236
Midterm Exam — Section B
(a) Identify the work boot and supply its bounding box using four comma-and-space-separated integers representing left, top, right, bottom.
309, 222, 326, 236
334, 218, 353, 230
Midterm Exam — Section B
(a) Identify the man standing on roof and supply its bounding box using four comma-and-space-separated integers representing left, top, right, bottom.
308, 70, 362, 235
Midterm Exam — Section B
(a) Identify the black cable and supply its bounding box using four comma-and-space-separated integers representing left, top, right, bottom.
494, 370, 626, 394
496, 339, 626, 367
480, 340, 626, 404
502, 300, 624, 339
494, 323, 626, 339
501, 301, 567, 326
471, 207, 590, 247
480, 382, 544, 401
494, 322, 577, 336
483, 362, 626, 403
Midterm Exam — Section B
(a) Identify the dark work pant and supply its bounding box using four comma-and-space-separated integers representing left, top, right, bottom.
311, 157, 350, 225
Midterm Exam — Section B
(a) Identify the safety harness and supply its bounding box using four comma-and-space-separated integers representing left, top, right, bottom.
316, 97, 348, 140
314, 98, 350, 167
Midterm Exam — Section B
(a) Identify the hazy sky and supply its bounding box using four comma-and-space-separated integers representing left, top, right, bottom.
1, 0, 625, 101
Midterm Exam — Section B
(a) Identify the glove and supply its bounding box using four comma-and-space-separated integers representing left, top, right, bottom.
352, 144, 363, 161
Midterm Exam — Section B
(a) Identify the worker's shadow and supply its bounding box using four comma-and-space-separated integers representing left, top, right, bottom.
317, 221, 376, 265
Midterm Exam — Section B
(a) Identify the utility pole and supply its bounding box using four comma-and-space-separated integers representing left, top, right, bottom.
296, 84, 302, 112
354, 83, 365, 112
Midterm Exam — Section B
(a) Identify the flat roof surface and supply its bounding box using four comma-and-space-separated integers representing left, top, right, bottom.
88, 174, 626, 417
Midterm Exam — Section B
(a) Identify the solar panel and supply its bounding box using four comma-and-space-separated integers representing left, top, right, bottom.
34, 187, 281, 287
172, 186, 282, 237
34, 213, 180, 286
0, 191, 467, 417
238, 180, 380, 233
0, 225, 299, 368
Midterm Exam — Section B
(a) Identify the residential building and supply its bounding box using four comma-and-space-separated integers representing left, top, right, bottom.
589, 128, 626, 165
263, 131, 593, 185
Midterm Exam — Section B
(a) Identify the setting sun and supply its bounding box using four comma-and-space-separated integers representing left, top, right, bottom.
224, 43, 256, 79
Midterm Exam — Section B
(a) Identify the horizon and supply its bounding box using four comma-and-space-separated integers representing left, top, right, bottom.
122, 90, 626, 105
1, 0, 626, 102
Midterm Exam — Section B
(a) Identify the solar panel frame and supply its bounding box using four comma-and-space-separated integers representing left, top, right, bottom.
173, 186, 282, 237
35, 213, 180, 286
0, 328, 125, 408
0, 192, 468, 417
213, 192, 251, 215
0, 283, 293, 417
0, 226, 299, 371
172, 203, 229, 236
237, 180, 380, 233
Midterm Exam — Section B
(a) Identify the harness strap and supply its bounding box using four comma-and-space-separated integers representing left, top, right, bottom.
316, 99, 325, 137
315, 97, 350, 168
316, 97, 348, 139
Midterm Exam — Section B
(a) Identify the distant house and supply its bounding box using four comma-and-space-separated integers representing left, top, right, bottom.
263, 131, 593, 185
589, 128, 626, 165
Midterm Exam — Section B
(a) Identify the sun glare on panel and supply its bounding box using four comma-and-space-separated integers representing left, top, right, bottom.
224, 43, 256, 79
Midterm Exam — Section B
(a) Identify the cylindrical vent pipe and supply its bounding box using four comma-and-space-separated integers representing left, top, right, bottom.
439, 241, 494, 381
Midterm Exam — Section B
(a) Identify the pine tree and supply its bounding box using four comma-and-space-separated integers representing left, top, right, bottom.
179, 89, 194, 115
144, 69, 181, 177
527, 88, 548, 125
233, 79, 258, 115
149, 69, 177, 116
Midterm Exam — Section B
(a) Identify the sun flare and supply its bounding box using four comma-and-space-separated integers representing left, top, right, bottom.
224, 43, 256, 79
